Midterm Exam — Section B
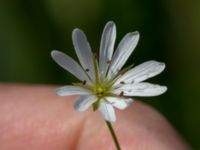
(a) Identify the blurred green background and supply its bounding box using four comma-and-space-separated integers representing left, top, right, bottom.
0, 0, 199, 149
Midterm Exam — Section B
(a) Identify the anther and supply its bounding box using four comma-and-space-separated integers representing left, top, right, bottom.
120, 91, 124, 97
120, 81, 125, 84
82, 80, 87, 85
107, 60, 111, 64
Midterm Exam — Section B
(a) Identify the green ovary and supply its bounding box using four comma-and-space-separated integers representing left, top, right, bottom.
94, 84, 110, 97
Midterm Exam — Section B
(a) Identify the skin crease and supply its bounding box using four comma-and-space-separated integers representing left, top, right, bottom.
0, 84, 191, 150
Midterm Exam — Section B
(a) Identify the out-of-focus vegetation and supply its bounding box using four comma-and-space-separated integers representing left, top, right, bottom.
0, 0, 200, 149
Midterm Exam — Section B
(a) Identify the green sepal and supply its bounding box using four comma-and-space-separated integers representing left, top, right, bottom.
92, 98, 101, 111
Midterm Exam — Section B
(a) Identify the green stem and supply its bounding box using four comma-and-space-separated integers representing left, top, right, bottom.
105, 121, 121, 150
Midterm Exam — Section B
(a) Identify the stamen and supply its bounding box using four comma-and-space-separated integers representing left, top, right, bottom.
107, 60, 111, 64
120, 91, 124, 97
120, 71, 126, 75
82, 80, 87, 85
120, 81, 125, 84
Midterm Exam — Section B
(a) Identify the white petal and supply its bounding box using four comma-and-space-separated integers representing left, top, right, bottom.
56, 86, 91, 96
51, 50, 90, 83
113, 82, 167, 97
74, 95, 97, 112
105, 97, 134, 110
99, 21, 116, 79
107, 31, 140, 80
114, 61, 165, 85
99, 101, 116, 122
72, 29, 95, 81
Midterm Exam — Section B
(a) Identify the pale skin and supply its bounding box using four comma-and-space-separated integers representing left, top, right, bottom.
0, 84, 191, 150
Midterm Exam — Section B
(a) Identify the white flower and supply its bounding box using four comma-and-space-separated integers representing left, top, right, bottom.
51, 21, 167, 122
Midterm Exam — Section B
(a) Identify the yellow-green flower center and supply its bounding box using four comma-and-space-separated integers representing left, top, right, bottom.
94, 84, 110, 97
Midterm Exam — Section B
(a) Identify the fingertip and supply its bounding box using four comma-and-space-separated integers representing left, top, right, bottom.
0, 85, 191, 150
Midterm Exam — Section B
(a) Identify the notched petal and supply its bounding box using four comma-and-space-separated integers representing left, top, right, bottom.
99, 21, 116, 79
56, 85, 91, 96
106, 97, 134, 110
114, 60, 165, 85
74, 95, 97, 112
51, 50, 90, 82
72, 29, 95, 81
107, 31, 140, 80
113, 82, 167, 97
99, 101, 116, 122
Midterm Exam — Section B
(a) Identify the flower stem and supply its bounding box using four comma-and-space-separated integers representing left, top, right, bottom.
105, 121, 121, 150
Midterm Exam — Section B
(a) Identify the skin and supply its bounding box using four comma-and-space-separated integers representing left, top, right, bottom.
0, 84, 191, 150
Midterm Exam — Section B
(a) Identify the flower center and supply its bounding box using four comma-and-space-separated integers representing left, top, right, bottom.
95, 84, 109, 97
